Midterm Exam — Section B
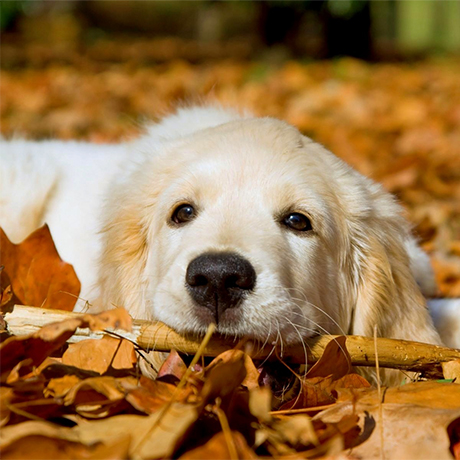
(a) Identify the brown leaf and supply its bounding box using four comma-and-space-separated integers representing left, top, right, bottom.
280, 376, 336, 410
241, 354, 260, 390
272, 414, 320, 448
0, 404, 198, 459
45, 375, 81, 398
179, 431, 257, 459
331, 373, 371, 392
0, 308, 132, 382
248, 387, 272, 423
201, 350, 247, 405
0, 284, 13, 309
306, 336, 352, 380
5, 359, 34, 384
279, 337, 365, 411
157, 349, 187, 382
75, 308, 132, 333
314, 414, 361, 451
123, 377, 190, 414
63, 376, 126, 406
0, 226, 80, 311
443, 359, 460, 382
1, 435, 98, 460
2, 429, 132, 460
281, 373, 370, 411
7, 398, 65, 422
448, 417, 460, 460
0, 387, 13, 428
62, 336, 136, 374
38, 358, 100, 381
384, 381, 460, 408
318, 381, 460, 459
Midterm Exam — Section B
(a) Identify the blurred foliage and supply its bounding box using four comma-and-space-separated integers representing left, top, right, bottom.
2, 1, 458, 59
0, 1, 25, 30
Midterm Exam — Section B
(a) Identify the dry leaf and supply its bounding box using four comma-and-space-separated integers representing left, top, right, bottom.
272, 414, 320, 448
157, 349, 188, 382
62, 336, 136, 374
306, 336, 352, 380
44, 375, 81, 398
0, 226, 80, 311
0, 308, 132, 381
317, 381, 460, 459
280, 337, 369, 411
248, 387, 272, 423
447, 417, 460, 460
179, 431, 257, 459
1, 435, 99, 460
0, 387, 13, 428
443, 359, 460, 383
201, 349, 248, 405
63, 376, 126, 407
0, 284, 13, 309
124, 377, 190, 414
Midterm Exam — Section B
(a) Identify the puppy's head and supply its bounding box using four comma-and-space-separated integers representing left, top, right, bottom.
99, 117, 439, 346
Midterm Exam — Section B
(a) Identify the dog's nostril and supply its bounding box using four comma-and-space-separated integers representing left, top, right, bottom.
188, 274, 208, 287
225, 273, 253, 290
224, 274, 239, 289
185, 252, 256, 321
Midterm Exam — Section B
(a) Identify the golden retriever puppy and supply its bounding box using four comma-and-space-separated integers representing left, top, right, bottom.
1, 106, 452, 376
97, 107, 442, 347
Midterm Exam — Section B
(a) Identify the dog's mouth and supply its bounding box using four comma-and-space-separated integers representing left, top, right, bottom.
184, 306, 321, 344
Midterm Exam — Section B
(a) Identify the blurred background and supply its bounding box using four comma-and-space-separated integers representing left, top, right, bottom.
1, 0, 459, 296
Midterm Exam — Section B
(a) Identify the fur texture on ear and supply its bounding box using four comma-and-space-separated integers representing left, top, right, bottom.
347, 190, 441, 346
97, 170, 151, 318
309, 142, 442, 351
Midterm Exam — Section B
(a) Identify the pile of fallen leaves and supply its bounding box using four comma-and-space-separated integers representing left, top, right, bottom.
2, 305, 460, 459
1, 37, 459, 295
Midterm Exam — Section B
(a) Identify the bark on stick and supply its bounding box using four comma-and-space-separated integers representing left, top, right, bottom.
4, 305, 460, 373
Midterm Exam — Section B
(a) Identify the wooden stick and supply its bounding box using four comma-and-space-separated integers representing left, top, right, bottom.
4, 305, 460, 373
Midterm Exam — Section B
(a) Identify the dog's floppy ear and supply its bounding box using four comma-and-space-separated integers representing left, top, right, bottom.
348, 193, 441, 346
97, 172, 151, 318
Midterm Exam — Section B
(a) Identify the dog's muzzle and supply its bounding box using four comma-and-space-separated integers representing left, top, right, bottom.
185, 252, 256, 323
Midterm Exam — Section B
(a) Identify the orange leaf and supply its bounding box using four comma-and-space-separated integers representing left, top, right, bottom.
179, 431, 257, 459
0, 308, 132, 381
0, 284, 13, 310
280, 366, 370, 411
45, 375, 81, 398
306, 336, 352, 380
1, 434, 131, 460
124, 377, 189, 414
0, 226, 80, 311
157, 349, 187, 382
62, 336, 136, 374
201, 350, 247, 405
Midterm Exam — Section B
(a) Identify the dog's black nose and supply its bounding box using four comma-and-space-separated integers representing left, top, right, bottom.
186, 252, 256, 322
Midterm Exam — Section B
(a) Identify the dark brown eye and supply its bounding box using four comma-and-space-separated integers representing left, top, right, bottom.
283, 213, 313, 232
172, 204, 196, 224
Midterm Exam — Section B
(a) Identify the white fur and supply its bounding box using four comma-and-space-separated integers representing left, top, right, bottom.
1, 106, 458, 363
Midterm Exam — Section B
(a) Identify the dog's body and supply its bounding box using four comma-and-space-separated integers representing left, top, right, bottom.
1, 106, 458, 366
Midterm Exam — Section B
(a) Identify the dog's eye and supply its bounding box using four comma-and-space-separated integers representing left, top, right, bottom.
283, 213, 313, 232
172, 204, 196, 224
